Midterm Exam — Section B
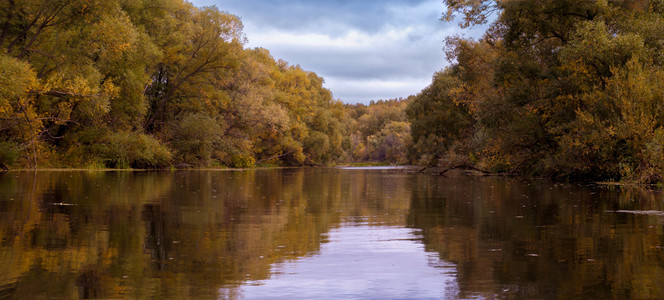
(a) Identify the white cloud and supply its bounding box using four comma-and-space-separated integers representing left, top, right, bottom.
241, 18, 459, 103
191, 0, 483, 104
324, 76, 430, 102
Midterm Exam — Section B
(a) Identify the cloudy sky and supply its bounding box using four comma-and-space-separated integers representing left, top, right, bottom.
189, 0, 485, 104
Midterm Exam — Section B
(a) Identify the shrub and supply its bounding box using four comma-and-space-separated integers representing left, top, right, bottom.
227, 154, 255, 168
102, 132, 172, 169
169, 113, 222, 166
0, 141, 19, 167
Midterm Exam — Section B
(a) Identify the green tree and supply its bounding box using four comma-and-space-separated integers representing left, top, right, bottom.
413, 0, 664, 181
407, 70, 474, 166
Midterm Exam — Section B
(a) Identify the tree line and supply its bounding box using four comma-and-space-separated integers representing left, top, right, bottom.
408, 0, 664, 182
0, 0, 409, 169
5, 0, 655, 182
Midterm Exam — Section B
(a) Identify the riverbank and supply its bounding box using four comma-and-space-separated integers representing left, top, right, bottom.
2, 165, 419, 173
5, 166, 654, 189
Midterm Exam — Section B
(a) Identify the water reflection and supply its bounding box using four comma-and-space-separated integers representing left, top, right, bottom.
235, 223, 458, 299
409, 176, 664, 299
0, 170, 663, 299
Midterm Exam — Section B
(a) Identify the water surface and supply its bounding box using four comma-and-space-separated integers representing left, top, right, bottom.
0, 169, 663, 299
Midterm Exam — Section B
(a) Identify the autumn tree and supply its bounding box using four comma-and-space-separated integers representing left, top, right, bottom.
346, 99, 412, 164
410, 0, 664, 181
0, 0, 369, 169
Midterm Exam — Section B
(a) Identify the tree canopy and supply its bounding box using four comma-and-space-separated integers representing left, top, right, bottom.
4, 0, 662, 182
409, 0, 664, 182
0, 0, 360, 169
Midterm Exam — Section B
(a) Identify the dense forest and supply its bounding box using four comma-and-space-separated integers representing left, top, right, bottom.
345, 99, 412, 165
409, 0, 664, 183
2, 0, 664, 183
0, 0, 409, 169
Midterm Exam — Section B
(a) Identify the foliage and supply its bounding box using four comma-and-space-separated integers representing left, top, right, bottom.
0, 54, 40, 168
407, 70, 474, 166
101, 131, 172, 169
0, 141, 19, 166
345, 99, 413, 164
0, 0, 351, 169
411, 0, 664, 182
169, 113, 223, 166
228, 154, 256, 168
368, 121, 412, 164
60, 127, 171, 169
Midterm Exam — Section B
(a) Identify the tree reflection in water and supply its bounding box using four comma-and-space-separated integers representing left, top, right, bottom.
0, 170, 662, 299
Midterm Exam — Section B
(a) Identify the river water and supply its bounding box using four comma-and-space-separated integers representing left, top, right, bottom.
0, 168, 663, 299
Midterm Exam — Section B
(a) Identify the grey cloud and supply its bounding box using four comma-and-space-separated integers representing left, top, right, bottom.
255, 21, 452, 80
208, 0, 436, 34
325, 76, 428, 103
191, 0, 475, 103
267, 40, 445, 80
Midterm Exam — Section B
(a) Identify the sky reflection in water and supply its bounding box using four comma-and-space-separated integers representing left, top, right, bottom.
1, 169, 663, 299
237, 223, 458, 299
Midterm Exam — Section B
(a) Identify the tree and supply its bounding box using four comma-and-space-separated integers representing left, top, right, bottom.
411, 0, 664, 181
407, 70, 474, 166
345, 98, 412, 164
0, 55, 39, 168
143, 5, 245, 134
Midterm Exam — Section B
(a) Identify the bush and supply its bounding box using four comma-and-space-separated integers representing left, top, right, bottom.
169, 113, 222, 166
102, 132, 172, 168
303, 130, 330, 163
227, 154, 255, 168
0, 141, 19, 167
60, 127, 172, 169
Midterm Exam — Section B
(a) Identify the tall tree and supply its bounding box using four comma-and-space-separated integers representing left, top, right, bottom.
411, 0, 664, 181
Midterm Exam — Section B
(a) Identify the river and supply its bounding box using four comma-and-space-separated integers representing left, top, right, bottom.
0, 168, 663, 299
